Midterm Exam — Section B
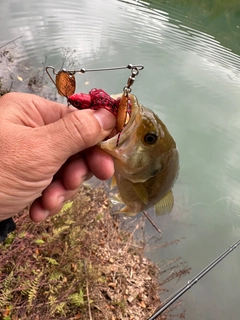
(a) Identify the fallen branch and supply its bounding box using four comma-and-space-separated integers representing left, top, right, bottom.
142, 211, 162, 235
84, 260, 93, 320
0, 35, 23, 50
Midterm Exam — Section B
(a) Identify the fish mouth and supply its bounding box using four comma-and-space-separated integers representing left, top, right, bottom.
99, 94, 140, 150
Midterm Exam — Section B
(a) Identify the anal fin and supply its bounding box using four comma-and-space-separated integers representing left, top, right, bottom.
114, 206, 138, 217
109, 193, 123, 205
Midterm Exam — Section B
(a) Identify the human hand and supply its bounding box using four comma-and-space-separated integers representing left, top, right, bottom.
0, 92, 116, 222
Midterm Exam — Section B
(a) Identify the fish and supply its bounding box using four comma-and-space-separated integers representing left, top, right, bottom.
99, 94, 179, 216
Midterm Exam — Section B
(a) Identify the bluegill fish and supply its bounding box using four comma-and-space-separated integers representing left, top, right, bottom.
99, 94, 179, 216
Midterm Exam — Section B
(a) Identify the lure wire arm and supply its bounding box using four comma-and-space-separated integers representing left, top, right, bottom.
45, 63, 144, 98
63, 64, 144, 74
46, 64, 144, 76
45, 66, 58, 86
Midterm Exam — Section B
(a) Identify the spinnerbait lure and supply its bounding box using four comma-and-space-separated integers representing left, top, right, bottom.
45, 64, 143, 138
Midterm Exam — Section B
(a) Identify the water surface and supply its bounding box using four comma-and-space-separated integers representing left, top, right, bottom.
1, 0, 240, 319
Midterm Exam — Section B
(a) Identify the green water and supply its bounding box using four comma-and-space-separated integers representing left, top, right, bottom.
1, 0, 240, 318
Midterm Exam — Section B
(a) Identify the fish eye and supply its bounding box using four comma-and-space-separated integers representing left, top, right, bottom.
144, 133, 158, 145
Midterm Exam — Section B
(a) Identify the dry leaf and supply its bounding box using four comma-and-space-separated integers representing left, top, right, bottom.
139, 301, 146, 308
108, 282, 116, 289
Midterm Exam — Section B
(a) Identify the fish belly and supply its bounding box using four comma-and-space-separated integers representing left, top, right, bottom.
114, 174, 148, 216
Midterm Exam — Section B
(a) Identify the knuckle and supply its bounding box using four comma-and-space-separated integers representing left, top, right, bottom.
64, 110, 100, 149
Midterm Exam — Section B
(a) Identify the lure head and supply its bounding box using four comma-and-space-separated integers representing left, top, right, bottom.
67, 93, 92, 109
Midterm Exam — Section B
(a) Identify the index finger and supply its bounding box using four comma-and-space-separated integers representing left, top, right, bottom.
0, 92, 77, 126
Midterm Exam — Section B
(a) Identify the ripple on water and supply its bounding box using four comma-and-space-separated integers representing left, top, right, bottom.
1, 0, 240, 87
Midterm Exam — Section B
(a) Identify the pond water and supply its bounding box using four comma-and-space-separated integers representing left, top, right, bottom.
1, 0, 240, 319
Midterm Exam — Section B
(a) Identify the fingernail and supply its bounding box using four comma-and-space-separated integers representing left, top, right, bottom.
57, 196, 65, 206
44, 210, 50, 219
94, 108, 116, 131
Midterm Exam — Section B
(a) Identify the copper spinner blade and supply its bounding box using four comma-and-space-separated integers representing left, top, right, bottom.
55, 71, 76, 97
117, 93, 130, 133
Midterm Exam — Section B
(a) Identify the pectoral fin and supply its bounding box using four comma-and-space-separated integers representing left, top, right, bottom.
132, 183, 149, 205
154, 190, 174, 216
110, 175, 117, 190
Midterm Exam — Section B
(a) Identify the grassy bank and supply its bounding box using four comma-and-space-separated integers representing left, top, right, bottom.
0, 184, 168, 320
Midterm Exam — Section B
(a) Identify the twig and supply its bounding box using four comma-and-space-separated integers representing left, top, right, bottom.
84, 260, 93, 320
0, 35, 23, 50
142, 211, 162, 235
123, 219, 143, 252
118, 242, 144, 249
9, 80, 13, 92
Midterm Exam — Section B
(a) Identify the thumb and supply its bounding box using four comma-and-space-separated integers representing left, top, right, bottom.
43, 108, 116, 161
